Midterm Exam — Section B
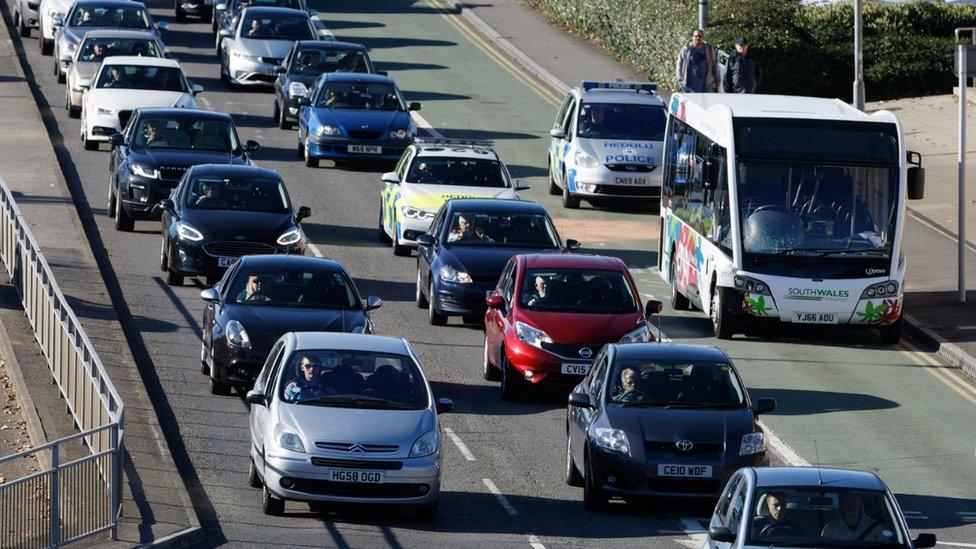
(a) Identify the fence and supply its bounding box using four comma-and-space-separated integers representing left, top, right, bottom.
0, 177, 124, 547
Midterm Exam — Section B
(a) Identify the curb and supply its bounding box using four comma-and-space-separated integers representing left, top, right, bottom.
140, 526, 205, 549
0, 314, 49, 469
903, 313, 976, 383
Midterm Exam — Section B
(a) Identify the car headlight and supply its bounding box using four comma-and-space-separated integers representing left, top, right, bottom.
400, 205, 433, 219
315, 124, 339, 137
96, 107, 116, 116
273, 423, 305, 453
176, 221, 204, 242
225, 319, 251, 349
515, 321, 552, 349
740, 432, 766, 456
593, 427, 630, 456
389, 128, 411, 140
620, 324, 650, 343
276, 227, 303, 246
575, 149, 600, 169
439, 265, 472, 284
288, 81, 307, 97
409, 430, 438, 458
130, 163, 159, 179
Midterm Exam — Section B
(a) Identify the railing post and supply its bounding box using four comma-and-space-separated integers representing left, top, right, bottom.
50, 444, 60, 547
110, 423, 119, 540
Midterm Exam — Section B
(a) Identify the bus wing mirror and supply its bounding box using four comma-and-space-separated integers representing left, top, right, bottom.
907, 150, 925, 200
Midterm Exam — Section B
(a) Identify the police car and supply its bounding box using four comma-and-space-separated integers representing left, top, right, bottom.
379, 138, 529, 256
548, 81, 666, 209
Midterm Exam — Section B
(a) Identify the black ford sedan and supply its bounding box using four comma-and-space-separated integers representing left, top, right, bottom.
108, 108, 258, 231
415, 198, 579, 325
159, 164, 310, 285
200, 255, 382, 394
565, 343, 776, 509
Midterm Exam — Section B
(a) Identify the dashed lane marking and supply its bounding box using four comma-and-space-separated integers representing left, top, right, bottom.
527, 534, 546, 549
411, 111, 444, 139
442, 427, 476, 461
482, 478, 518, 515
938, 542, 976, 548
308, 242, 324, 258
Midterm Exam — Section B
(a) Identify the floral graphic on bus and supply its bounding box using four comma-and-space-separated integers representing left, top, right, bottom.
855, 299, 901, 325
742, 293, 772, 316
667, 217, 703, 298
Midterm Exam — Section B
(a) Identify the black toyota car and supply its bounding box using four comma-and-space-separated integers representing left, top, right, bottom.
272, 40, 375, 129
200, 254, 382, 394
565, 343, 777, 510
108, 108, 259, 231
159, 164, 310, 286
415, 199, 579, 325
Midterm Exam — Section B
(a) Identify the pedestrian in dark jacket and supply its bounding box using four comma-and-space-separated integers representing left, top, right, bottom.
723, 36, 761, 94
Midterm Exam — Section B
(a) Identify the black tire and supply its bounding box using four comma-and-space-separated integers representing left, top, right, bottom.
55, 58, 64, 84
209, 367, 231, 395
565, 435, 583, 487
562, 174, 580, 209
548, 157, 560, 195
711, 287, 735, 340
200, 343, 209, 374
160, 237, 168, 271
500, 352, 522, 401
114, 189, 134, 231
40, 36, 53, 56
880, 316, 903, 344
582, 448, 608, 511
427, 280, 446, 326
248, 458, 262, 488
166, 268, 184, 286
107, 183, 117, 219
275, 101, 291, 129
669, 255, 690, 311
66, 87, 79, 118
378, 205, 392, 243
17, 10, 30, 38
392, 233, 410, 257
415, 267, 428, 308
296, 138, 305, 159
304, 144, 319, 168
262, 483, 284, 516
83, 133, 98, 151
211, 13, 218, 32
483, 336, 500, 381
414, 499, 438, 522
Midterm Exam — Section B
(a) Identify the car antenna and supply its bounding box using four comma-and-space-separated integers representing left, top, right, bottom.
814, 440, 823, 485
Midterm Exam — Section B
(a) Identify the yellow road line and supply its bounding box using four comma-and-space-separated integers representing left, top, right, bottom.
900, 342, 976, 405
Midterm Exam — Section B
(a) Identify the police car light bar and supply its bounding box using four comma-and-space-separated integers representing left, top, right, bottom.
581, 81, 658, 94
413, 137, 495, 148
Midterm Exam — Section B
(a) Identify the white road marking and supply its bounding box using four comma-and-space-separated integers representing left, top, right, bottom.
482, 478, 518, 515
938, 542, 976, 548
674, 516, 707, 548
903, 511, 930, 520
411, 111, 444, 139
308, 242, 324, 258
442, 427, 476, 461
758, 420, 810, 467
527, 534, 546, 549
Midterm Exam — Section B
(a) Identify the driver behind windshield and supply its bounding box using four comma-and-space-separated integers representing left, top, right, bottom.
284, 355, 331, 401
613, 367, 642, 402
753, 492, 804, 538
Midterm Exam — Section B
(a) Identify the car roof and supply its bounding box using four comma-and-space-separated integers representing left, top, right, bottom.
188, 164, 280, 179
101, 55, 179, 68
74, 0, 147, 7
519, 253, 625, 270
293, 40, 366, 51
239, 254, 344, 272
608, 342, 729, 362
78, 29, 159, 39
576, 87, 665, 107
413, 146, 499, 161
321, 72, 395, 85
673, 93, 889, 123
445, 198, 547, 214
241, 6, 309, 15
752, 467, 886, 491
136, 107, 232, 120
292, 333, 410, 355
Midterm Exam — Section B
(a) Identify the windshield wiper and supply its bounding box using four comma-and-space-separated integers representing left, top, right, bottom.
299, 395, 412, 408
752, 247, 884, 265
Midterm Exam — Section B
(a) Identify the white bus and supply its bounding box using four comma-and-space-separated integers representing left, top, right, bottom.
658, 94, 924, 343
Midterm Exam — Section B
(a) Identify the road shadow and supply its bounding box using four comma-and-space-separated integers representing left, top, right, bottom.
250, 145, 301, 163
375, 61, 448, 72
353, 277, 414, 303
578, 247, 656, 270
894, 493, 976, 529
506, 164, 548, 179
437, 128, 540, 141
401, 90, 471, 102
749, 387, 899, 415
903, 289, 976, 348
172, 51, 224, 65
429, 380, 569, 416
303, 222, 387, 249
339, 35, 457, 49
9, 190, 72, 205
322, 0, 463, 16
325, 19, 386, 30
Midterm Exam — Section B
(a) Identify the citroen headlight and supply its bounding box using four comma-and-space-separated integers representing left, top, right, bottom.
593, 427, 630, 455
408, 430, 439, 458
176, 221, 204, 242
740, 432, 766, 456
288, 81, 308, 97
515, 321, 552, 349
226, 319, 251, 349
130, 163, 159, 179
439, 265, 472, 284
575, 149, 600, 169
620, 324, 650, 343
316, 124, 339, 137
400, 205, 433, 219
274, 423, 305, 453
389, 128, 411, 140
96, 107, 116, 116
276, 227, 303, 246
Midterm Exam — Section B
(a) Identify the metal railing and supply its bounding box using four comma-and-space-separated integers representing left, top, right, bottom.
0, 177, 123, 546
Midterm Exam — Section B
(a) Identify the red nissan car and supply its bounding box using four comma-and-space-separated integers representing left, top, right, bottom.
483, 253, 662, 400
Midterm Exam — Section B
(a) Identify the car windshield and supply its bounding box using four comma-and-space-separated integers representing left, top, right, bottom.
184, 175, 289, 213
407, 157, 509, 187
746, 487, 906, 547
241, 14, 312, 40
520, 268, 637, 314
290, 49, 368, 76
70, 6, 151, 30
316, 82, 402, 111
78, 38, 160, 62
444, 212, 560, 248
607, 360, 745, 407
279, 350, 428, 409
95, 65, 186, 92
577, 103, 666, 141
229, 267, 359, 308
132, 117, 240, 153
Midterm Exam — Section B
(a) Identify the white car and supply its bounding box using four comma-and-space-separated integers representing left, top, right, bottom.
548, 81, 666, 209
379, 138, 528, 256
80, 56, 202, 150
37, 0, 74, 54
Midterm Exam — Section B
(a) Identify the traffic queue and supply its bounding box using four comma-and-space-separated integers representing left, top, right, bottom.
22, 0, 940, 546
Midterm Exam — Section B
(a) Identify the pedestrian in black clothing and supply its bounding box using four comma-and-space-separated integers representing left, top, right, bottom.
723, 36, 761, 94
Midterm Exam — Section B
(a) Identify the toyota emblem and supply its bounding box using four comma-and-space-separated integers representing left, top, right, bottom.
234, 235, 246, 240
578, 347, 593, 359
675, 439, 694, 452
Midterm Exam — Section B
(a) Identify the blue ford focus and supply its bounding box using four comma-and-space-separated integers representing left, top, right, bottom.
296, 73, 419, 167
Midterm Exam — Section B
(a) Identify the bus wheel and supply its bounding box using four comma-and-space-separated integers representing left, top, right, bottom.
669, 257, 690, 311
879, 317, 902, 344
711, 288, 735, 340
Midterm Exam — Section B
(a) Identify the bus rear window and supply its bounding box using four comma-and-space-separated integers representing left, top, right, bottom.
734, 119, 898, 165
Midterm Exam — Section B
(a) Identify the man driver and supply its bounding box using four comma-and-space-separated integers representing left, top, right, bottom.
447, 214, 489, 243
237, 275, 271, 302
284, 355, 331, 401
753, 492, 803, 537
821, 493, 888, 541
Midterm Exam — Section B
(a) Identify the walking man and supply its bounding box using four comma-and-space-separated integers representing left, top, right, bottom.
675, 29, 719, 93
723, 36, 761, 94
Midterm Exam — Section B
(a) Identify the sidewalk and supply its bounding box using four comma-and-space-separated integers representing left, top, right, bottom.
0, 5, 201, 546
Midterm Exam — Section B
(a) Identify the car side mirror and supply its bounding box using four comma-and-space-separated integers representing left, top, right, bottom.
549, 127, 565, 139
219, 28, 233, 38
60, 52, 72, 62
78, 78, 92, 90
568, 392, 593, 408
200, 288, 219, 303
486, 294, 505, 310
514, 179, 531, 191
297, 96, 311, 106
365, 295, 383, 311
708, 526, 736, 543
190, 83, 204, 96
565, 238, 581, 251
408, 101, 421, 111
274, 65, 286, 74
913, 533, 937, 549
245, 389, 267, 407
245, 140, 260, 152
158, 198, 175, 212
296, 205, 312, 221
754, 397, 777, 416
645, 299, 663, 316
215, 2, 226, 10
381, 171, 400, 184
109, 133, 124, 147
436, 397, 454, 414
155, 21, 169, 32
52, 14, 64, 27
415, 234, 435, 247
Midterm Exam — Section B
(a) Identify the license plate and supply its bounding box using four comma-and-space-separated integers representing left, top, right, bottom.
612, 176, 648, 186
793, 312, 837, 324
218, 257, 237, 268
329, 469, 384, 483
348, 145, 382, 154
561, 363, 590, 376
658, 464, 712, 478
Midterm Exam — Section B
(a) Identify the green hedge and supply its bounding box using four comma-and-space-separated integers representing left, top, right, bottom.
525, 0, 976, 101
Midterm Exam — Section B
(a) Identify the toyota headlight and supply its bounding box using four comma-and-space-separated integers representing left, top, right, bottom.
593, 427, 630, 455
288, 81, 308, 97
276, 227, 303, 246
389, 128, 411, 140
316, 124, 339, 137
226, 319, 251, 349
409, 430, 439, 458
130, 163, 159, 180
176, 221, 203, 242
740, 432, 766, 456
274, 423, 305, 453
96, 107, 116, 116
620, 324, 650, 343
515, 321, 552, 349
575, 149, 600, 169
400, 205, 433, 219
439, 265, 472, 284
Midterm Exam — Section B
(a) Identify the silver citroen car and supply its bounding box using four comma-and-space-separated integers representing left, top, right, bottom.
245, 332, 453, 520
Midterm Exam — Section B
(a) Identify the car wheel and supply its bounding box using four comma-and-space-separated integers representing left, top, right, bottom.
160, 237, 168, 271
275, 101, 291, 130
107, 182, 117, 218
483, 336, 500, 381
392, 232, 410, 257
562, 172, 580, 209
248, 458, 262, 488
378, 205, 392, 243
582, 448, 608, 511
211, 13, 218, 33
415, 266, 428, 308
296, 136, 305, 159
200, 342, 209, 374
565, 435, 583, 487
711, 287, 734, 340
166, 268, 184, 286
548, 157, 560, 195
40, 35, 53, 56
304, 143, 319, 168
54, 57, 64, 84
17, 9, 30, 38
669, 255, 690, 311
83, 129, 98, 151
209, 365, 231, 395
262, 483, 284, 516
428, 280, 446, 325
500, 352, 522, 401
880, 316, 903, 344
65, 88, 79, 118
114, 188, 134, 231
414, 499, 438, 522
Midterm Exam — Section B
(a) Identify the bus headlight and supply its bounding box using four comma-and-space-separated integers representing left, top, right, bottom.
861, 280, 899, 299
733, 275, 771, 296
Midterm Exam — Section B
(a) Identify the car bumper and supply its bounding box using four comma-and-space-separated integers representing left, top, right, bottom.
504, 338, 592, 385
85, 111, 123, 141
568, 166, 662, 199
227, 57, 279, 85
179, 0, 213, 13
393, 216, 433, 247
21, 1, 40, 26
305, 136, 409, 162
212, 340, 274, 384
430, 279, 493, 316
119, 177, 180, 219
170, 237, 303, 278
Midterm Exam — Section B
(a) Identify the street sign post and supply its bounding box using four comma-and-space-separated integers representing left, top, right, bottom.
954, 28, 976, 302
